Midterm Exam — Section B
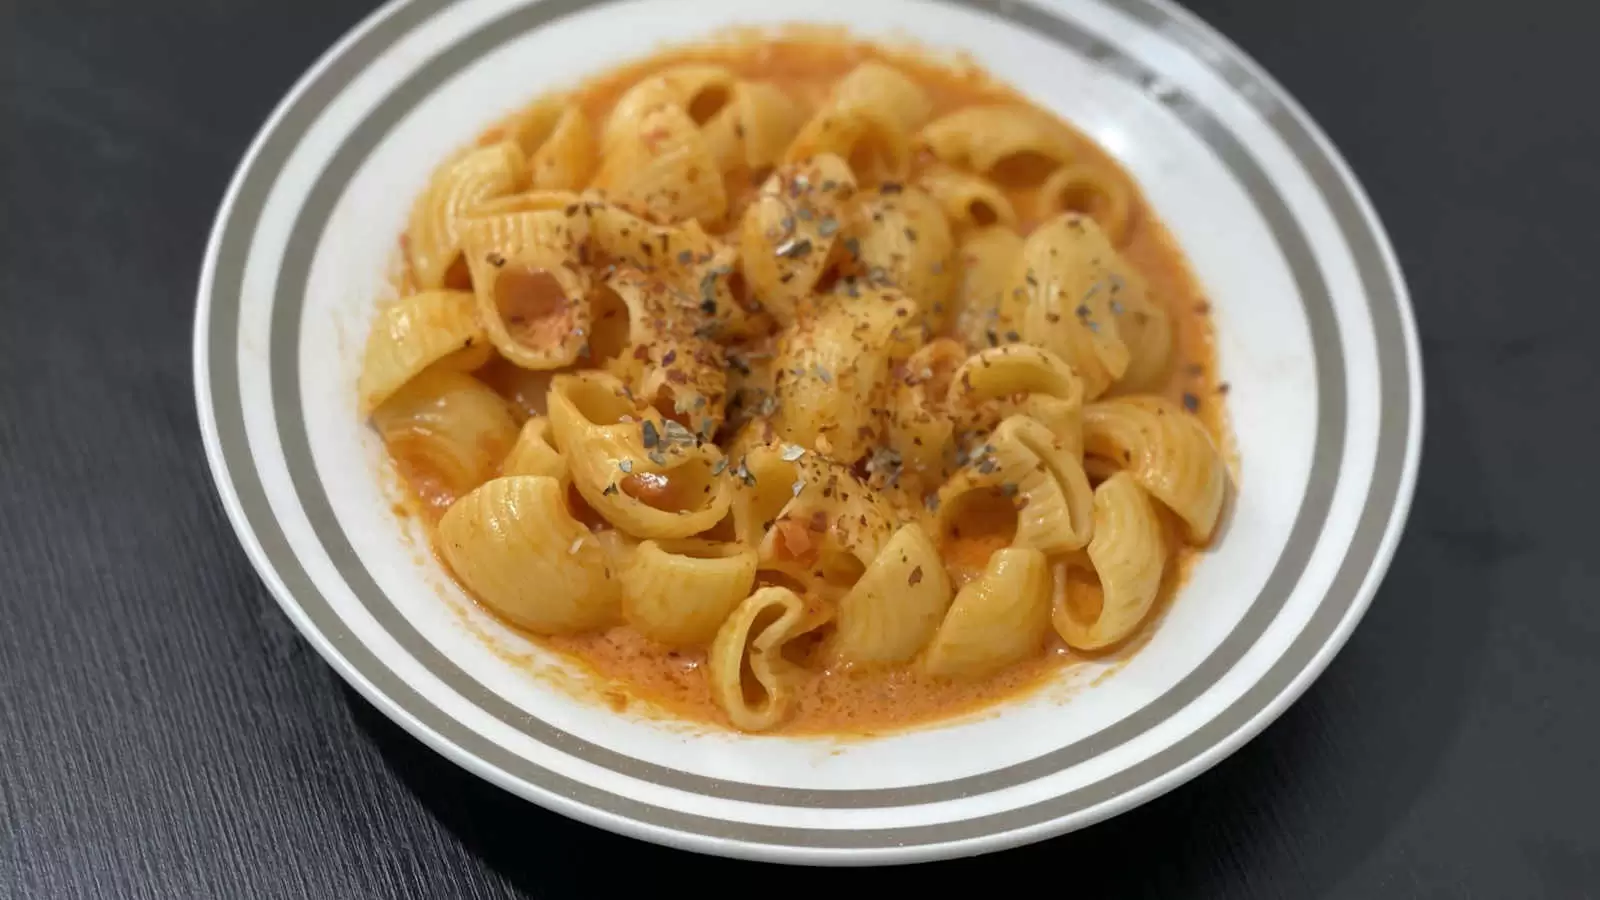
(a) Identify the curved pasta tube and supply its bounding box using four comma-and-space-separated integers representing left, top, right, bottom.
500, 416, 568, 485
918, 104, 1078, 186
372, 368, 519, 507
592, 103, 726, 225
1014, 213, 1134, 399
438, 475, 620, 634
828, 523, 952, 667
727, 441, 811, 547
590, 527, 641, 569
1052, 472, 1165, 650
728, 444, 897, 593
602, 64, 739, 150
1039, 163, 1134, 247
882, 338, 965, 489
845, 185, 954, 327
948, 344, 1083, 410
621, 538, 758, 645
358, 290, 485, 413
950, 225, 1025, 352
1082, 395, 1227, 545
460, 208, 590, 370
547, 371, 731, 539
406, 141, 526, 289
923, 547, 1052, 678
737, 154, 857, 327
581, 202, 754, 338
918, 164, 1018, 231
785, 96, 910, 185
1101, 266, 1171, 392
502, 94, 564, 154
946, 343, 1085, 450
769, 290, 920, 463
706, 586, 830, 731
702, 81, 805, 173
830, 61, 933, 133
528, 107, 596, 191
467, 189, 586, 221
596, 269, 727, 438
934, 415, 1094, 555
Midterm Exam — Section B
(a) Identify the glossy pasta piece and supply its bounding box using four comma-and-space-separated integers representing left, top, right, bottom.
547, 371, 732, 540
918, 164, 1018, 231
918, 104, 1078, 186
706, 586, 830, 732
923, 547, 1052, 678
1039, 163, 1135, 246
881, 338, 965, 490
950, 225, 1025, 352
527, 107, 597, 191
621, 538, 758, 646
499, 416, 567, 484
830, 61, 933, 132
438, 475, 620, 634
948, 344, 1082, 410
1101, 266, 1172, 393
1082, 395, 1227, 545
828, 523, 953, 667
592, 103, 725, 225
372, 368, 519, 506
702, 81, 805, 172
596, 268, 727, 438
406, 142, 526, 289
358, 290, 486, 414
934, 415, 1094, 556
602, 64, 739, 150
502, 94, 564, 154
727, 441, 811, 547
1052, 472, 1165, 650
769, 289, 920, 463
729, 444, 898, 599
582, 202, 755, 340
946, 343, 1085, 451
737, 154, 857, 327
784, 70, 914, 185
460, 206, 590, 370
1014, 213, 1135, 399
844, 184, 955, 327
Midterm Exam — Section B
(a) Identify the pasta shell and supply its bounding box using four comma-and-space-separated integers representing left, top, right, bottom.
438, 476, 620, 634
923, 547, 1052, 678
1051, 472, 1165, 650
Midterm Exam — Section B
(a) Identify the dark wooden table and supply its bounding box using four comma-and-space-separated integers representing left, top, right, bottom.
5, 0, 1598, 895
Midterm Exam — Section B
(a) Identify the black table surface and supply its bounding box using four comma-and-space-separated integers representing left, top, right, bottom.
5, 0, 1599, 895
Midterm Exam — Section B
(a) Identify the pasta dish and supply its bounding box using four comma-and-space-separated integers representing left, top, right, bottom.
358, 33, 1232, 734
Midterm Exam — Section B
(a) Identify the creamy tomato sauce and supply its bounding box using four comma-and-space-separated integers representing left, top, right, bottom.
390, 32, 1230, 735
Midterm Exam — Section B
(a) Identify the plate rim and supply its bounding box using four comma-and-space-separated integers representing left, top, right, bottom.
192, 0, 1424, 864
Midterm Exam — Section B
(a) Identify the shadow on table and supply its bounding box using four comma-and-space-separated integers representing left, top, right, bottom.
347, 373, 1489, 896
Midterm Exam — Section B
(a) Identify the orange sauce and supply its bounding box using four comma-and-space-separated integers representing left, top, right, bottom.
385, 31, 1230, 735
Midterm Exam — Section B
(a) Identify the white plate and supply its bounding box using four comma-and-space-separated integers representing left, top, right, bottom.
194, 0, 1422, 865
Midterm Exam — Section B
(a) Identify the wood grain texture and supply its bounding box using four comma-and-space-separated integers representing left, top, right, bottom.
3, 0, 1598, 896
